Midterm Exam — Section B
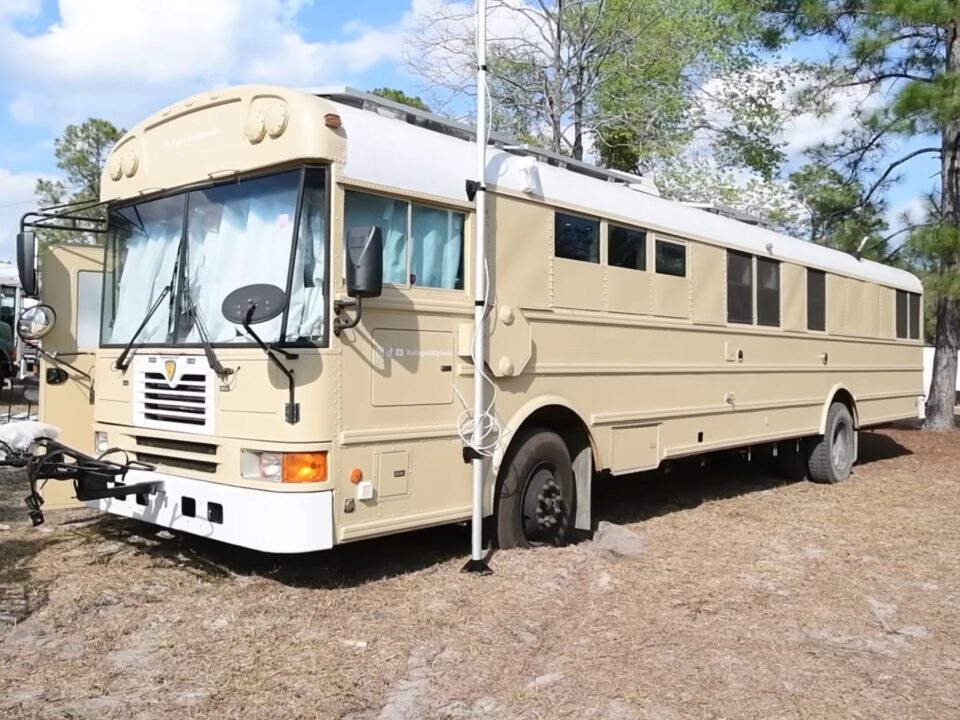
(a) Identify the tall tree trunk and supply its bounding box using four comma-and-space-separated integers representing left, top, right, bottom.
549, 2, 564, 155
924, 20, 960, 430
573, 63, 584, 160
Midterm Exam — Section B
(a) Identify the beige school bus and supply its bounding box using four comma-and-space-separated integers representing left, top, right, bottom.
20, 85, 923, 552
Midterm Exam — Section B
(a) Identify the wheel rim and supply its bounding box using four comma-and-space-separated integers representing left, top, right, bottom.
519, 461, 566, 544
831, 421, 850, 471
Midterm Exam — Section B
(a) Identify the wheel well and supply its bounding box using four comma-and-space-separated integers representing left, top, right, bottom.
495, 403, 596, 532
513, 405, 594, 463
830, 388, 859, 429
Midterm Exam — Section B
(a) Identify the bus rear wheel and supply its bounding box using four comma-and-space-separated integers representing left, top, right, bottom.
494, 428, 575, 549
806, 402, 856, 484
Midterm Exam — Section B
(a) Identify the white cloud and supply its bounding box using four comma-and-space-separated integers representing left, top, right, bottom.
780, 84, 877, 155
700, 64, 880, 159
0, 0, 407, 128
0, 167, 43, 262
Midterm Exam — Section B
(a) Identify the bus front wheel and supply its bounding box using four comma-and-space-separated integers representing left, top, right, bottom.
494, 428, 575, 549
806, 402, 856, 484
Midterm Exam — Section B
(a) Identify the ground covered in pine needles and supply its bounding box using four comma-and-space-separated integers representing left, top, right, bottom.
1, 423, 959, 719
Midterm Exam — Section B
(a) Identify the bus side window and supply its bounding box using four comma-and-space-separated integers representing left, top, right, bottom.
344, 190, 409, 286
908, 292, 921, 340
410, 204, 464, 290
807, 269, 826, 332
77, 271, 104, 348
555, 212, 600, 263
655, 239, 686, 277
895, 289, 908, 339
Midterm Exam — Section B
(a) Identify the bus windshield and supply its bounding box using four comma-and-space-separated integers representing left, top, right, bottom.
101, 168, 328, 347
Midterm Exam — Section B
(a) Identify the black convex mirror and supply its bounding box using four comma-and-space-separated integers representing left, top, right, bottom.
221, 284, 287, 325
345, 226, 383, 299
16, 230, 37, 297
18, 304, 56, 341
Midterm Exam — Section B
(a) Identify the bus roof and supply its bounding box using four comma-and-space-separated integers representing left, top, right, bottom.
311, 86, 922, 294
0, 263, 20, 287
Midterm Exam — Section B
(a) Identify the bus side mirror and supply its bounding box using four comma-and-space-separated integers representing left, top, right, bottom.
345, 226, 383, 299
17, 230, 37, 297
17, 304, 56, 341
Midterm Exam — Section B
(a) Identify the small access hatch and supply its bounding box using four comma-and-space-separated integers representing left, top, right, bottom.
377, 450, 409, 498
371, 329, 454, 407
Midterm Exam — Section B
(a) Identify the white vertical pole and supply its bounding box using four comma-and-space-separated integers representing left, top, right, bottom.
466, 0, 491, 574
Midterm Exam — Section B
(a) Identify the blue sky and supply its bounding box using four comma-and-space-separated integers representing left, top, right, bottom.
0, 0, 936, 261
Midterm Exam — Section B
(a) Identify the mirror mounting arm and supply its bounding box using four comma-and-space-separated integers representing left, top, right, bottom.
333, 297, 363, 336
27, 344, 93, 382
242, 306, 300, 425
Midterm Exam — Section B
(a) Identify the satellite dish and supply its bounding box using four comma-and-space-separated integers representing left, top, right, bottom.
221, 284, 286, 325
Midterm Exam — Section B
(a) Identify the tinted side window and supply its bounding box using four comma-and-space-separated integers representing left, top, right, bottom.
895, 290, 908, 339
655, 240, 686, 277
756, 258, 780, 327
908, 292, 920, 340
609, 225, 647, 271
807, 269, 826, 331
555, 212, 600, 263
727, 251, 753, 324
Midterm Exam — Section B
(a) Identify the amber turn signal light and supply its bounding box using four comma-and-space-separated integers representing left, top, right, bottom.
282, 452, 328, 483
350, 468, 363, 484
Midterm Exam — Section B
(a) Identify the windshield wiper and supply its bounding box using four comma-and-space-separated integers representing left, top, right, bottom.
184, 301, 233, 380
115, 284, 173, 372
116, 227, 185, 372
176, 230, 232, 381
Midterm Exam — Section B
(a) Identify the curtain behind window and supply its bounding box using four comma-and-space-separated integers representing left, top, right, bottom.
344, 192, 408, 284
411, 204, 463, 289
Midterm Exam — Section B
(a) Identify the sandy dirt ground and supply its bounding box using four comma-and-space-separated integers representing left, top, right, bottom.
1, 423, 959, 719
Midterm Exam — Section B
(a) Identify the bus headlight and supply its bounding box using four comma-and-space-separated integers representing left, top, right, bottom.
240, 450, 327, 483
94, 432, 109, 454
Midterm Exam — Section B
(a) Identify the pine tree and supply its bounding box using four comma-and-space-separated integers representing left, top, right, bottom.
764, 0, 960, 429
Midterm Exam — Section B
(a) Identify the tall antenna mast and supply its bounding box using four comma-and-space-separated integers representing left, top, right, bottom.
463, 0, 492, 574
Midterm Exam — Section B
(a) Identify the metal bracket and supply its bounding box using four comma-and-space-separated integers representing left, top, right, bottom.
21, 197, 111, 235
333, 297, 362, 336
76, 480, 162, 502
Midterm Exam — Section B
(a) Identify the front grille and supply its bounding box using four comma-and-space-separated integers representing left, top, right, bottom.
136, 452, 218, 474
133, 357, 213, 434
142, 372, 205, 424
135, 436, 217, 455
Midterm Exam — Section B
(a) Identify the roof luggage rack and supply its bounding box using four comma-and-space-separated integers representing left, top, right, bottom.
681, 202, 776, 230
309, 86, 660, 196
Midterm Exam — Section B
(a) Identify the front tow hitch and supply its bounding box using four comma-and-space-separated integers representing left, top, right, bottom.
0, 437, 160, 526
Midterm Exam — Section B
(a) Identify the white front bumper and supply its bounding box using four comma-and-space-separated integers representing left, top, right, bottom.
90, 469, 334, 554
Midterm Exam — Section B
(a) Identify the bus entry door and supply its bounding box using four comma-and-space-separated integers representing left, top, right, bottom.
37, 244, 103, 508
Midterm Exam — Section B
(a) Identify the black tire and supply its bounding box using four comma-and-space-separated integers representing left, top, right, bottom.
494, 428, 575, 549
806, 402, 856, 483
